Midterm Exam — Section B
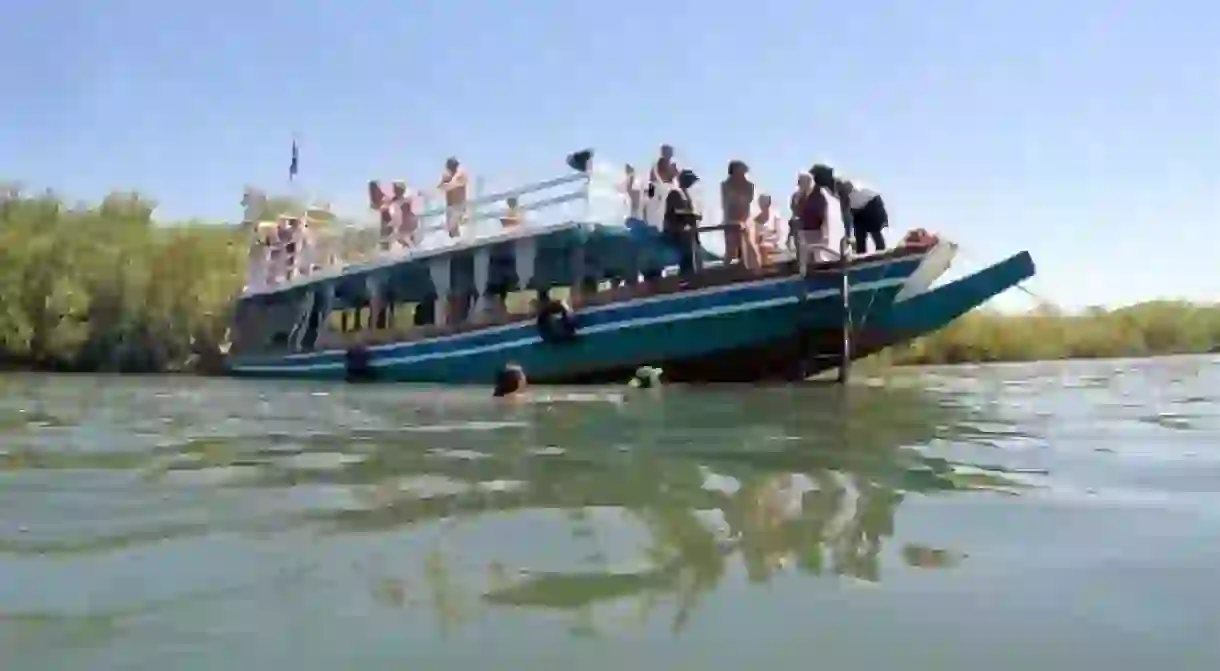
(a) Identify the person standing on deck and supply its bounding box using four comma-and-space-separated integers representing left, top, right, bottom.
624, 164, 643, 220
388, 181, 420, 249
720, 160, 757, 268
482, 196, 523, 317
663, 169, 702, 276
368, 180, 394, 251
500, 196, 523, 229
836, 177, 888, 254
277, 216, 300, 280
787, 173, 813, 250
790, 173, 832, 262
246, 222, 275, 291
438, 157, 468, 238
649, 144, 678, 196
811, 164, 887, 254
753, 193, 783, 263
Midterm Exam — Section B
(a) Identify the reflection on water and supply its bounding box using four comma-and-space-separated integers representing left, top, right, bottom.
1, 357, 1219, 669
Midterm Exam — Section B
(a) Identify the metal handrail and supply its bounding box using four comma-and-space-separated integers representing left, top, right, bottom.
242, 170, 593, 293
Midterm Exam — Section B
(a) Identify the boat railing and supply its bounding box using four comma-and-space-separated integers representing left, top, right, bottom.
241, 156, 596, 294
399, 171, 592, 243
238, 152, 829, 295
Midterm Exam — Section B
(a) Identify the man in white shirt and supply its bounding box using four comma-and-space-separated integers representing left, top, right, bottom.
811, 164, 889, 254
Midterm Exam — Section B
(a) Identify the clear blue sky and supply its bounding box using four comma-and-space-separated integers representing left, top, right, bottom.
3, 0, 1217, 309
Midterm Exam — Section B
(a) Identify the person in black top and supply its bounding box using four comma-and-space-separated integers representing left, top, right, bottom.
663, 169, 702, 276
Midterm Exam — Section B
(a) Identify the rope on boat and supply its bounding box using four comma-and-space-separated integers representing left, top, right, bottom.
853, 245, 899, 332
951, 241, 1063, 311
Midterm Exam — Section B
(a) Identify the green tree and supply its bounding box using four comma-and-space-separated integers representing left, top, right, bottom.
0, 185, 249, 371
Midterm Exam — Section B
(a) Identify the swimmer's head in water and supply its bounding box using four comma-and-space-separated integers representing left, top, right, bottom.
629, 366, 663, 389
493, 363, 527, 397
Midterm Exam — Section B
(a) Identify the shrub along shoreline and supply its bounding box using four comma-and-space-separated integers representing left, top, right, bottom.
885, 301, 1220, 366
2, 186, 1217, 374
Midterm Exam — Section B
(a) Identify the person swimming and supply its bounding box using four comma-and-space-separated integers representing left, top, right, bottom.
629, 365, 663, 389
493, 363, 528, 398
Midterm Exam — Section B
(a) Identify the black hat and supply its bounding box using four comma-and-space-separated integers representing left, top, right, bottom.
566, 149, 594, 173
678, 168, 699, 186
493, 363, 527, 397
810, 164, 835, 188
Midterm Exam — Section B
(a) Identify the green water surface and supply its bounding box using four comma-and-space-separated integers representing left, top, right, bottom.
1, 357, 1218, 669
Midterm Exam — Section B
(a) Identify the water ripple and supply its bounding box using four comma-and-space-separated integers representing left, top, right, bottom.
1, 360, 1218, 669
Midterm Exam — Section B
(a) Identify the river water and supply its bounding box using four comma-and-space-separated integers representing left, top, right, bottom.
1, 357, 1218, 670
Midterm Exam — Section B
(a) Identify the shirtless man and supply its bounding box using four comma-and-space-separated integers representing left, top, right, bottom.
720, 160, 757, 267
500, 196, 523, 229
437, 157, 468, 238
648, 144, 678, 197
390, 181, 419, 249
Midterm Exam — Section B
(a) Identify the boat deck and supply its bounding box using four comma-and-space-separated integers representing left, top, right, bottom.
250, 244, 930, 356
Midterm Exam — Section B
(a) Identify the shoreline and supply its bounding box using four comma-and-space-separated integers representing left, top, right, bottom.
4, 189, 1218, 381
2, 349, 1215, 378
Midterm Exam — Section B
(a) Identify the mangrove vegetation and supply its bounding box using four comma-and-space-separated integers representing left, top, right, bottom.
0, 184, 293, 372
1, 186, 1217, 373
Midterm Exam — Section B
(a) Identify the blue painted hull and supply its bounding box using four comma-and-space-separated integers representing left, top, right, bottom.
226, 246, 1034, 384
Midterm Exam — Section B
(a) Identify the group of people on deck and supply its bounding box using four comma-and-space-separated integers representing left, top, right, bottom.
246, 202, 337, 289
367, 156, 533, 251
246, 146, 893, 293
367, 156, 473, 250
363, 146, 892, 274
625, 144, 891, 276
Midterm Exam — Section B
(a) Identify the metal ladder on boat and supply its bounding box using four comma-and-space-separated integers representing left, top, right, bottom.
796, 236, 855, 384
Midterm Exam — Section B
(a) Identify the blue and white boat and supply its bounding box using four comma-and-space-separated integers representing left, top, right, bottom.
225, 151, 1035, 383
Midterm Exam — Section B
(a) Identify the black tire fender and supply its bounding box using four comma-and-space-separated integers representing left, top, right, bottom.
536, 300, 578, 343
345, 344, 375, 382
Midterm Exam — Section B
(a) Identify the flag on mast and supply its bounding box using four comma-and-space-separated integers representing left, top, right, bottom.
289, 136, 299, 182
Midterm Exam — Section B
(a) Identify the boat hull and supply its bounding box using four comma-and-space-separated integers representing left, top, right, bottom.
617, 249, 1037, 382
225, 244, 1033, 384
